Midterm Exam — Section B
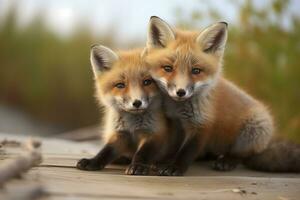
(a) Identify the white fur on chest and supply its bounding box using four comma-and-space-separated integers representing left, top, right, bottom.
103, 108, 158, 135
115, 112, 157, 133
163, 94, 211, 126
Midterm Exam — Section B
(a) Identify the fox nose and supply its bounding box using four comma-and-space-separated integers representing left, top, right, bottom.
176, 89, 186, 97
132, 100, 142, 108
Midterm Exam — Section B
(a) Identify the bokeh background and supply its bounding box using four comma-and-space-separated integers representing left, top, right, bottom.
0, 0, 299, 142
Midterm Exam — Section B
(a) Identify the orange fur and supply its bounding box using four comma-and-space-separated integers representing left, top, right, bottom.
146, 19, 274, 159
95, 49, 157, 103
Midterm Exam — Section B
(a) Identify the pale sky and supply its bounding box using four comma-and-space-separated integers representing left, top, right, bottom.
0, 0, 299, 45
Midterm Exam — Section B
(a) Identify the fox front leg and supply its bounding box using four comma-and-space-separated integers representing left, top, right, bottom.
125, 138, 158, 176
158, 136, 201, 176
76, 144, 118, 171
76, 131, 131, 171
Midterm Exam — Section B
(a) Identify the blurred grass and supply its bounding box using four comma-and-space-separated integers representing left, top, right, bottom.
0, 0, 299, 141
0, 5, 117, 130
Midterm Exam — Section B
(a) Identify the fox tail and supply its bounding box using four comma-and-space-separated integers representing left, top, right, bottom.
244, 139, 300, 172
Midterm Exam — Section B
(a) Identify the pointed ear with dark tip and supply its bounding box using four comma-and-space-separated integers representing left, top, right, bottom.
147, 16, 175, 48
196, 22, 228, 55
90, 45, 119, 75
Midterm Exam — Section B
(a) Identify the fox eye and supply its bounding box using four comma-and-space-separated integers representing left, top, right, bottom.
162, 65, 173, 72
191, 67, 202, 75
143, 79, 152, 86
115, 82, 125, 89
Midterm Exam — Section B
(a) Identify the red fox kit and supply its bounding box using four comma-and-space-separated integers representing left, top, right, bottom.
76, 45, 182, 175
145, 16, 300, 175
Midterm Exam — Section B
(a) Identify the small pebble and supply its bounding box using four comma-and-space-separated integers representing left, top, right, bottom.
232, 188, 247, 195
232, 189, 240, 193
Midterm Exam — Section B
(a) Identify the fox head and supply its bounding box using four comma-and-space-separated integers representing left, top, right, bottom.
90, 45, 158, 114
145, 16, 228, 101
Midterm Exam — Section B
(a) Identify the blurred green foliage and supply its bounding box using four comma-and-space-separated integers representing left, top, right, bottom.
176, 0, 300, 142
0, 0, 299, 141
0, 5, 118, 131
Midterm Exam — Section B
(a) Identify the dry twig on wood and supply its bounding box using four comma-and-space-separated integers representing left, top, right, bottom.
0, 138, 42, 186
0, 184, 46, 200
0, 139, 21, 148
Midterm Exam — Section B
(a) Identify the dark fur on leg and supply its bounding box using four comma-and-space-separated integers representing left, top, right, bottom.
112, 156, 131, 165
77, 131, 132, 171
158, 136, 200, 176
157, 164, 184, 176
125, 139, 156, 176
77, 145, 117, 171
125, 163, 150, 175
212, 155, 240, 171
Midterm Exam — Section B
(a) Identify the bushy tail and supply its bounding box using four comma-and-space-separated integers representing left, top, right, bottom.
244, 139, 300, 172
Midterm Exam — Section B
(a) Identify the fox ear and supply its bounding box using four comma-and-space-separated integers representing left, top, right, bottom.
196, 22, 228, 55
147, 16, 175, 48
90, 45, 118, 75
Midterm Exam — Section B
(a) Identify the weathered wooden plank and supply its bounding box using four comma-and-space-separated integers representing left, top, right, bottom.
1, 133, 300, 200
27, 166, 300, 200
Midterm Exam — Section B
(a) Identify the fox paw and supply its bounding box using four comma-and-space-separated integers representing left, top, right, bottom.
212, 156, 238, 171
125, 163, 150, 175
76, 158, 104, 171
157, 165, 184, 176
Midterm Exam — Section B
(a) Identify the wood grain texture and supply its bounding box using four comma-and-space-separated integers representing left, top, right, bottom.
1, 133, 299, 200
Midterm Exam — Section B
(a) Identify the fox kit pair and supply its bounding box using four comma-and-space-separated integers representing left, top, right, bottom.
76, 46, 182, 175
77, 16, 300, 175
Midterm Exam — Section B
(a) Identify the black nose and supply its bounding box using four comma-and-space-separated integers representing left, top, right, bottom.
132, 100, 142, 108
176, 89, 186, 97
